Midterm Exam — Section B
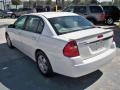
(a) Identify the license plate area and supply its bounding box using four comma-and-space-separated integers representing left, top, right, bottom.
89, 40, 104, 51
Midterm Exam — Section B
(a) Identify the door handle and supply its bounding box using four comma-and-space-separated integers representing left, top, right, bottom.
84, 13, 87, 15
32, 37, 36, 40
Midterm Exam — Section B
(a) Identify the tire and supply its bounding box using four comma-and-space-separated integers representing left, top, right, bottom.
11, 14, 16, 18
36, 51, 54, 77
106, 17, 114, 25
6, 34, 14, 48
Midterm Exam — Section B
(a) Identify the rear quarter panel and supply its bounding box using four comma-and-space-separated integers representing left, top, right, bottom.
36, 35, 75, 74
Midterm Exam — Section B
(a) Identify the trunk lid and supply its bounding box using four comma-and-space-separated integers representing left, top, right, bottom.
60, 28, 113, 59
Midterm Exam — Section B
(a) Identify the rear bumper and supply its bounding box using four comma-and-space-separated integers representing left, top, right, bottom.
64, 42, 116, 78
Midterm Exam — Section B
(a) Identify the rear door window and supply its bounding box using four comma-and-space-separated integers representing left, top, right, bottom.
90, 6, 103, 13
74, 6, 87, 14
25, 16, 44, 33
25, 16, 40, 33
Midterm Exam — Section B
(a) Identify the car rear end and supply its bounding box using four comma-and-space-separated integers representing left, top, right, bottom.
48, 14, 116, 77
103, 6, 120, 21
60, 28, 116, 77
89, 5, 106, 22
0, 10, 8, 18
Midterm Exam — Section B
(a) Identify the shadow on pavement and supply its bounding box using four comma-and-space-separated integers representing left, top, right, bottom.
0, 24, 9, 28
0, 43, 103, 90
113, 27, 120, 48
99, 25, 120, 48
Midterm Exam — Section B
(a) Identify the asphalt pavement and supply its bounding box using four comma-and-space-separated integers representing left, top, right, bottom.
0, 19, 120, 90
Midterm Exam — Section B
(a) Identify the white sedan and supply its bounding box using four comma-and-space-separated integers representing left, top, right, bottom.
5, 12, 116, 78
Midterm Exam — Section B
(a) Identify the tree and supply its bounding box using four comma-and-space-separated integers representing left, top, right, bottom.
11, 0, 21, 9
61, 0, 64, 9
73, 0, 80, 5
46, 0, 52, 5
91, 0, 98, 4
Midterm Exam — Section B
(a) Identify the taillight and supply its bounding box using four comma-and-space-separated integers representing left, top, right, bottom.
101, 12, 105, 20
63, 40, 80, 57
97, 34, 103, 39
112, 33, 114, 42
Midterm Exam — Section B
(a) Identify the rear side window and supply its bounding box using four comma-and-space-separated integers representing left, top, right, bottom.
74, 6, 87, 13
90, 6, 103, 13
113, 6, 119, 11
36, 18, 44, 34
63, 6, 74, 12
103, 6, 113, 12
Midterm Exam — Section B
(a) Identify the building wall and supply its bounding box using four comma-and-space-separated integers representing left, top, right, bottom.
114, 0, 120, 7
0, 0, 120, 10
0, 2, 3, 9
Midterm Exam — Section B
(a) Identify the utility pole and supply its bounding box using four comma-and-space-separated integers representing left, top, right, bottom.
112, 0, 114, 5
73, 0, 80, 5
29, 0, 30, 8
55, 0, 58, 12
3, 0, 5, 10
61, 0, 64, 9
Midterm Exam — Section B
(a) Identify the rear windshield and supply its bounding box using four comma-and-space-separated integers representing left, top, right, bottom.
102, 6, 113, 12
48, 16, 94, 35
103, 6, 119, 12
90, 6, 103, 13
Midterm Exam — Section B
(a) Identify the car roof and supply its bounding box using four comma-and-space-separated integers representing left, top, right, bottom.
70, 5, 102, 7
29, 12, 79, 18
102, 5, 115, 7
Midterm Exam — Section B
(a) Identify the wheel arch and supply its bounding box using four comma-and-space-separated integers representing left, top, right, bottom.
35, 49, 49, 62
5, 32, 8, 38
11, 14, 16, 18
35, 49, 54, 73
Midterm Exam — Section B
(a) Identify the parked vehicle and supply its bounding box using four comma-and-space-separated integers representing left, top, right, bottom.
4, 9, 17, 18
52, 6, 62, 11
10, 8, 36, 18
35, 6, 45, 12
102, 6, 120, 25
63, 5, 105, 24
6, 12, 116, 78
0, 9, 7, 18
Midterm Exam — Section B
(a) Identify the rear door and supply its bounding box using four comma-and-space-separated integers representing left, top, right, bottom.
20, 15, 44, 58
89, 6, 104, 21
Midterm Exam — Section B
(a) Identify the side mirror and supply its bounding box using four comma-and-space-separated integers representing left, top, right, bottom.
8, 24, 15, 28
